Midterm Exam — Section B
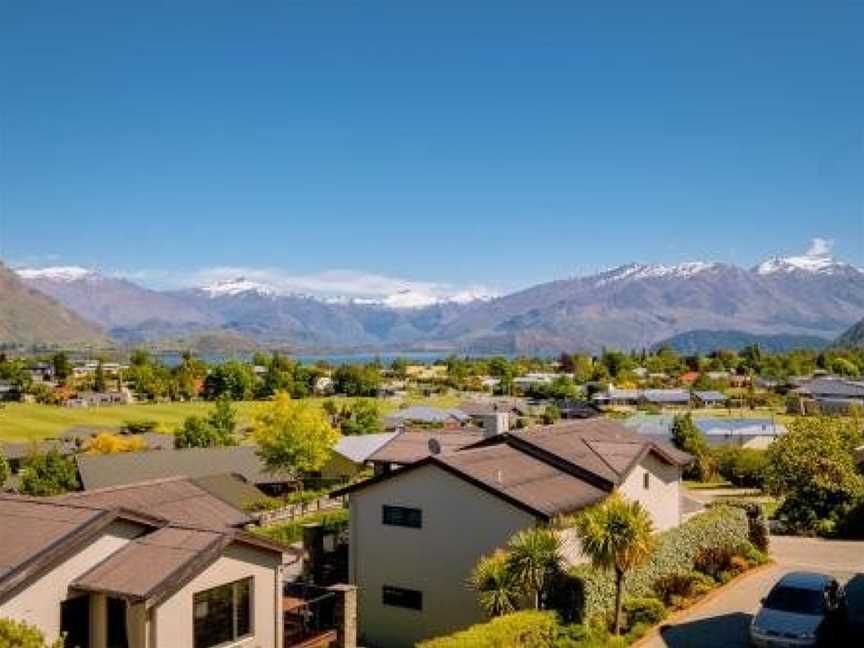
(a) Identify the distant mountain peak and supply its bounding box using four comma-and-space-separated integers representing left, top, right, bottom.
754, 238, 861, 276
202, 277, 276, 297
596, 261, 719, 285
16, 265, 98, 282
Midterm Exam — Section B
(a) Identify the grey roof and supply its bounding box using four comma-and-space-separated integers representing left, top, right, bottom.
695, 418, 786, 437
642, 389, 691, 404
385, 406, 470, 425
76, 446, 289, 490
797, 378, 864, 398
692, 390, 727, 402
332, 432, 399, 464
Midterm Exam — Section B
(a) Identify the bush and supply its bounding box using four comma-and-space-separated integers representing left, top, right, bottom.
835, 498, 864, 539
693, 546, 736, 580
738, 543, 769, 567
251, 509, 349, 545
714, 447, 767, 488
718, 500, 769, 552
242, 496, 282, 512
568, 506, 748, 621
418, 610, 560, 647
652, 571, 715, 608
0, 618, 63, 648
622, 597, 667, 627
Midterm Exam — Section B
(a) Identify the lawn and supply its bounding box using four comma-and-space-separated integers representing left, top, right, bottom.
0, 392, 463, 442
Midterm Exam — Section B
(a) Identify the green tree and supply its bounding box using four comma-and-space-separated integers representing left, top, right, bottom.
94, 360, 107, 392
541, 404, 561, 425
332, 364, 381, 397
253, 392, 341, 479
0, 618, 64, 648
505, 528, 563, 610
207, 396, 238, 443
670, 414, 715, 481
51, 351, 71, 381
19, 448, 79, 496
0, 448, 8, 488
573, 494, 655, 635
203, 361, 255, 400
468, 551, 520, 617
174, 397, 238, 448
339, 399, 383, 435
764, 417, 864, 533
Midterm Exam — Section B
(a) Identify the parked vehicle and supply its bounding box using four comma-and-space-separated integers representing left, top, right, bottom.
750, 572, 845, 647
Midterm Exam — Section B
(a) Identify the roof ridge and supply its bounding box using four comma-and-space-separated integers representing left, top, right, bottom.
581, 438, 626, 479
60, 475, 191, 496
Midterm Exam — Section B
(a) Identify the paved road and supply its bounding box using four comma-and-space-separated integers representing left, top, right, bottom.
643, 536, 864, 648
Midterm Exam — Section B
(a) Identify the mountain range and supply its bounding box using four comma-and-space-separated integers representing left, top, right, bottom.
6, 248, 864, 353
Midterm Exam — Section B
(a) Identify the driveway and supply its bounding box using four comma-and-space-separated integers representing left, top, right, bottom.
643, 536, 864, 648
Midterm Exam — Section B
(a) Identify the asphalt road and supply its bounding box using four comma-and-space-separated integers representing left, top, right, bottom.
643, 536, 864, 648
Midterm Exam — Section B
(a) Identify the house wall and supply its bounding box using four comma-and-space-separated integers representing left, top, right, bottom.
348, 464, 537, 648
150, 543, 283, 648
0, 520, 145, 643
618, 452, 681, 532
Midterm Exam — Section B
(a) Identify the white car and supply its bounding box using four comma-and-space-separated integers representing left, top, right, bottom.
750, 572, 845, 647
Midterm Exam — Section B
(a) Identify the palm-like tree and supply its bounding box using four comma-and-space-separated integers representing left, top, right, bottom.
468, 550, 520, 617
505, 527, 563, 610
574, 493, 655, 634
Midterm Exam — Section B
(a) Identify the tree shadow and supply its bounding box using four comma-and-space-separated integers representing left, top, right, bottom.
844, 573, 864, 635
659, 612, 753, 648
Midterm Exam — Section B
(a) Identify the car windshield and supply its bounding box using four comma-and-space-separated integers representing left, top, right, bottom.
764, 585, 826, 615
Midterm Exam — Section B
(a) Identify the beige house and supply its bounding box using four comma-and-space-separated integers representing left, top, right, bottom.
0, 478, 287, 648
335, 419, 690, 647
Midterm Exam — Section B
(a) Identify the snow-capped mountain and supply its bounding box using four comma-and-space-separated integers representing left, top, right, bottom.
12, 241, 864, 352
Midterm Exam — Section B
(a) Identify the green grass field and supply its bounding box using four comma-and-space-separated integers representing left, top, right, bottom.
0, 393, 463, 442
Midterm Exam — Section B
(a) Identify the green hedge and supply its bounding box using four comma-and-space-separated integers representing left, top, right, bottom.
568, 505, 749, 621
251, 509, 349, 546
418, 610, 560, 648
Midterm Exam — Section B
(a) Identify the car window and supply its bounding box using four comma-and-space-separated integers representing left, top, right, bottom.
764, 585, 825, 615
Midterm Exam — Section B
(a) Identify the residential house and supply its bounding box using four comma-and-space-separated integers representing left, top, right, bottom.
0, 380, 20, 402
626, 415, 786, 450
76, 446, 295, 496
793, 377, 864, 415
0, 480, 288, 648
384, 406, 470, 430
367, 428, 485, 475
691, 390, 728, 408
334, 419, 690, 647
591, 387, 641, 407
315, 432, 399, 484
642, 389, 691, 408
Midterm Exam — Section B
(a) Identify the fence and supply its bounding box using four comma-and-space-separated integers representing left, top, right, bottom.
254, 495, 345, 526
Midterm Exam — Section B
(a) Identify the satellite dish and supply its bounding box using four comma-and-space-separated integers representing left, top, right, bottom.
428, 438, 442, 455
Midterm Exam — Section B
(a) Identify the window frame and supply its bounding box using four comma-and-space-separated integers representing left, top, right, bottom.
382, 505, 423, 529
382, 585, 423, 611
192, 576, 254, 648
643, 472, 650, 490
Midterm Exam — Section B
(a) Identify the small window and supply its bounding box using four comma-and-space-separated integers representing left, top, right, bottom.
382, 505, 422, 528
643, 472, 650, 490
382, 585, 423, 610
193, 577, 253, 648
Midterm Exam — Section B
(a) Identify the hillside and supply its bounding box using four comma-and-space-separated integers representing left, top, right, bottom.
653, 329, 831, 354
0, 263, 107, 347
835, 319, 864, 348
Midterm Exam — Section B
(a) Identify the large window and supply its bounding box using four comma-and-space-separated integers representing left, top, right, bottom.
382, 505, 422, 528
382, 585, 423, 610
193, 577, 252, 648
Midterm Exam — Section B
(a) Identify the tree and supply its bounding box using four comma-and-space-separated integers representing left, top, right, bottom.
203, 361, 255, 400
85, 433, 147, 454
51, 352, 71, 381
19, 448, 79, 496
253, 392, 340, 479
505, 528, 563, 610
339, 399, 383, 436
332, 364, 381, 397
0, 618, 64, 648
94, 360, 107, 392
573, 494, 655, 635
174, 397, 239, 449
541, 404, 561, 425
469, 551, 520, 617
670, 414, 715, 481
0, 448, 8, 488
764, 417, 864, 533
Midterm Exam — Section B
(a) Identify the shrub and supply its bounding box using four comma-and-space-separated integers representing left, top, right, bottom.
718, 500, 769, 552
693, 546, 735, 580
714, 447, 767, 488
418, 610, 560, 647
242, 496, 282, 512
738, 543, 770, 567
622, 597, 667, 627
251, 509, 349, 545
652, 571, 714, 608
0, 618, 63, 648
835, 498, 864, 539
568, 506, 748, 621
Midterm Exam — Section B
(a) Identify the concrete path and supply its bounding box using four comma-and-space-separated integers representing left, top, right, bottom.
642, 536, 864, 648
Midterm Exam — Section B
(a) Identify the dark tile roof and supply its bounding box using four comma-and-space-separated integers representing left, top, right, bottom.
76, 446, 287, 490
368, 428, 485, 465
799, 378, 864, 398
56, 476, 253, 529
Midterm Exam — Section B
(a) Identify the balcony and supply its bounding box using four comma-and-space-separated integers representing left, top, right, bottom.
283, 582, 338, 648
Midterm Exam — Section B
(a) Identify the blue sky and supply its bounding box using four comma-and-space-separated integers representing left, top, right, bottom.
1, 1, 862, 296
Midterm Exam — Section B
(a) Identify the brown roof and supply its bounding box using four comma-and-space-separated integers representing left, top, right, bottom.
71, 526, 227, 603
368, 428, 485, 465
55, 476, 253, 529
336, 418, 692, 520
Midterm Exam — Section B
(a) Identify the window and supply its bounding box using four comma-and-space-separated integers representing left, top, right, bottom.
193, 577, 253, 648
382, 585, 423, 610
382, 505, 422, 528
643, 472, 650, 490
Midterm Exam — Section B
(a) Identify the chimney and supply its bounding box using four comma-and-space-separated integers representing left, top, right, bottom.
479, 412, 510, 438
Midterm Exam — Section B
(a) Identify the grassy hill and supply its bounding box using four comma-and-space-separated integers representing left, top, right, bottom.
0, 262, 108, 347
835, 318, 864, 348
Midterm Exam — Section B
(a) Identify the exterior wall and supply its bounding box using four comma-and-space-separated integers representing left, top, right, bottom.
0, 520, 145, 643
322, 453, 363, 482
348, 464, 537, 648
618, 453, 681, 532
150, 543, 282, 648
